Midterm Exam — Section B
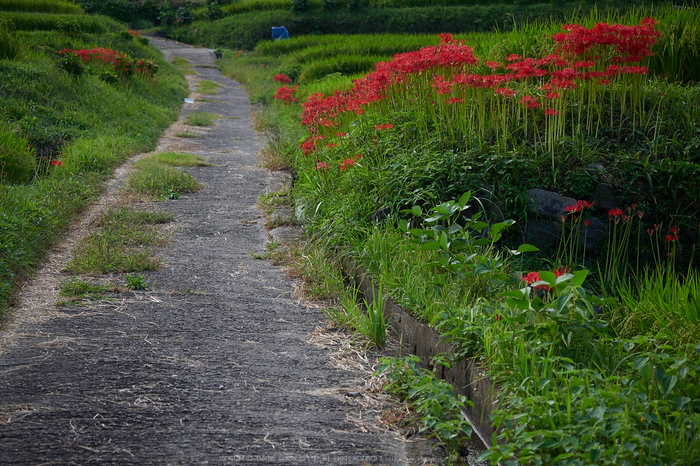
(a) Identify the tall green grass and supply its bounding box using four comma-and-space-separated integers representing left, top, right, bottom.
0, 12, 121, 33
0, 0, 83, 14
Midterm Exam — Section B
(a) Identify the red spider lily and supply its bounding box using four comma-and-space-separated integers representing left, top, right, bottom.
375, 123, 394, 130
448, 97, 464, 105
494, 314, 503, 322
495, 87, 516, 98
315, 161, 329, 170
50, 160, 63, 167
545, 92, 561, 99
584, 219, 592, 227
608, 208, 624, 218
565, 200, 594, 213
520, 267, 570, 292
335, 132, 347, 137
486, 61, 500, 70
433, 75, 454, 95
553, 18, 660, 63
544, 108, 560, 116
273, 85, 298, 103
339, 157, 358, 171
647, 228, 655, 236
273, 74, 292, 84
327, 143, 338, 148
299, 135, 324, 155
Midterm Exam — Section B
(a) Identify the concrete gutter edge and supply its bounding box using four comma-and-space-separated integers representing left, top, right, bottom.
342, 257, 502, 444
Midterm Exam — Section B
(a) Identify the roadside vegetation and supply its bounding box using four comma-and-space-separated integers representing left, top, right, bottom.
219, 4, 700, 464
0, 2, 188, 312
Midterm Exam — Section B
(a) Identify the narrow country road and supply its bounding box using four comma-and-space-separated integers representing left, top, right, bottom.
0, 38, 416, 465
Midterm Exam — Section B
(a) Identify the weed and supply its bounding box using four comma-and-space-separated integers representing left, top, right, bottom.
65, 208, 172, 274
150, 152, 213, 167
171, 56, 197, 75
197, 80, 222, 94
125, 273, 148, 290
175, 130, 204, 138
128, 155, 202, 198
185, 111, 218, 127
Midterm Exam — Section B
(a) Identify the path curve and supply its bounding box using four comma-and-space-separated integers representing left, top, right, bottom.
0, 38, 415, 465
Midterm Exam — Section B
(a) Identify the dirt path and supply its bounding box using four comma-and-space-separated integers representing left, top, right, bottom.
0, 38, 420, 465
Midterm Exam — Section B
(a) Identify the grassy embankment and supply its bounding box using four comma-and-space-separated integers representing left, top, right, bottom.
0, 1, 190, 311
215, 4, 700, 464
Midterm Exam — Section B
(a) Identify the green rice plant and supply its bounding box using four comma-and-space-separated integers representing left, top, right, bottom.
185, 111, 218, 126
171, 56, 197, 75
0, 12, 121, 33
0, 0, 84, 15
150, 152, 212, 167
128, 155, 202, 198
197, 79, 222, 94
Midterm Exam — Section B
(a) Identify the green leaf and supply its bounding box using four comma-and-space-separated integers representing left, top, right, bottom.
419, 241, 441, 251
517, 244, 540, 253
412, 205, 422, 217
662, 375, 678, 396
539, 270, 556, 285
571, 269, 589, 287
398, 218, 409, 232
458, 191, 472, 208
439, 231, 448, 251
491, 222, 507, 235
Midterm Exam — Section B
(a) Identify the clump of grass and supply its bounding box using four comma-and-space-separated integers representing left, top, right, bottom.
128, 155, 202, 198
197, 80, 222, 94
150, 152, 213, 167
65, 207, 173, 274
185, 111, 218, 126
175, 130, 203, 138
171, 56, 197, 75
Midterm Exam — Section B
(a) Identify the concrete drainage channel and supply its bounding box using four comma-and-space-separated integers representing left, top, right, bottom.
343, 258, 500, 461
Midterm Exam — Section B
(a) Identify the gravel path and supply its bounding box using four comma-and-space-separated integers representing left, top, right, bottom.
0, 38, 417, 465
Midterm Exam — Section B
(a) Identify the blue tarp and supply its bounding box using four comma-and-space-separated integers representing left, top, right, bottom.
271, 26, 290, 40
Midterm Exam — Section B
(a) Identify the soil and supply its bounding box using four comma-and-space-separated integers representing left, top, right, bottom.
0, 39, 445, 465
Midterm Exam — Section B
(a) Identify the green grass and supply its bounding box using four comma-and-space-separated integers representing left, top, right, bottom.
0, 0, 83, 14
171, 56, 197, 75
175, 130, 203, 138
216, 6, 700, 463
128, 155, 202, 198
197, 79, 222, 94
150, 151, 213, 167
65, 207, 173, 274
0, 16, 188, 312
185, 111, 218, 126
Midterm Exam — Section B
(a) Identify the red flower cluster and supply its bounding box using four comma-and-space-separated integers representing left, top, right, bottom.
58, 47, 157, 78
50, 160, 63, 167
273, 74, 292, 83
565, 200, 595, 213
553, 18, 661, 63
520, 266, 570, 292
273, 85, 298, 103
666, 226, 680, 243
375, 123, 393, 130
339, 154, 363, 171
